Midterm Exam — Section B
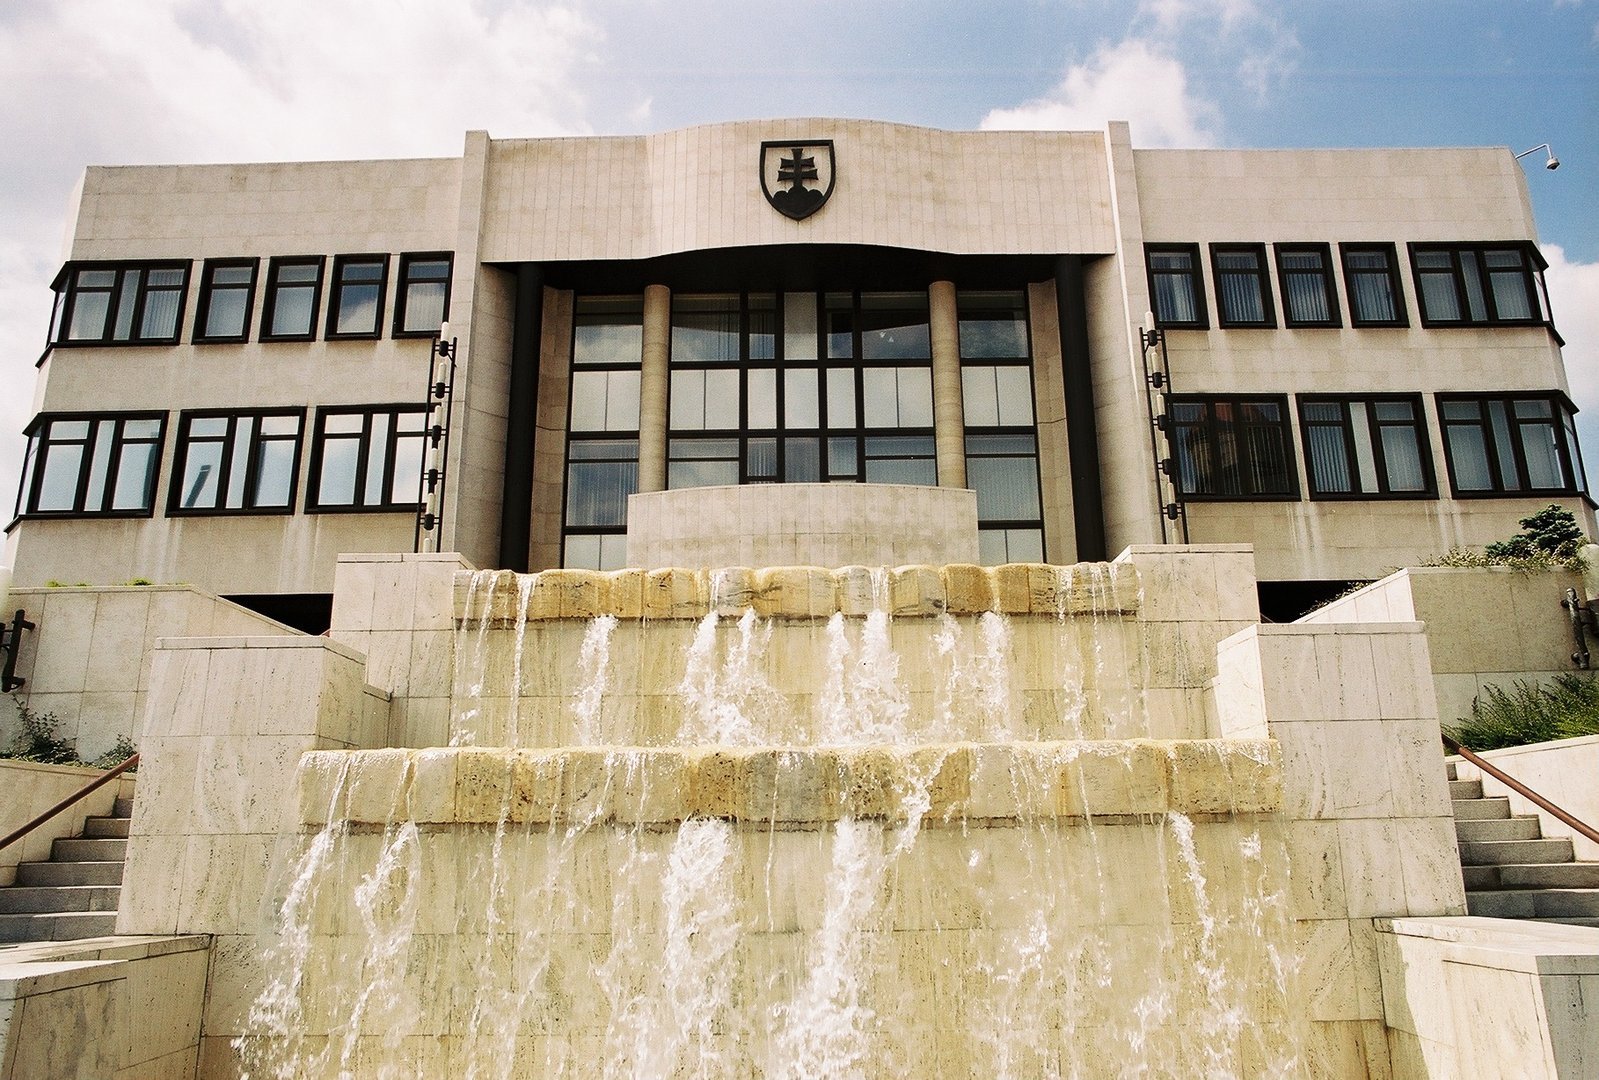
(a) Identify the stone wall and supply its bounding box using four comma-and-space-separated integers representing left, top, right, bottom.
1453, 734, 1599, 861
0, 760, 135, 887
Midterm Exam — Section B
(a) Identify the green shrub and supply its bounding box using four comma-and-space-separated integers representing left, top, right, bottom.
5, 698, 78, 764
1427, 504, 1589, 571
1446, 673, 1599, 751
90, 734, 137, 770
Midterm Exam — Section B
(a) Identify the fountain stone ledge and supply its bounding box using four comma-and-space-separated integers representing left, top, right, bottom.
297, 739, 1281, 828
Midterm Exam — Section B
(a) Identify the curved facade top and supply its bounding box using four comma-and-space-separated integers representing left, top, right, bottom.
476, 119, 1119, 263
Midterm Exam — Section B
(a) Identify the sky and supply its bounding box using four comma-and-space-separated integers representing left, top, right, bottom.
1, 0, 1596, 521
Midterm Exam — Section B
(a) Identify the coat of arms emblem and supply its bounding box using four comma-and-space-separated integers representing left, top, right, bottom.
760, 140, 836, 221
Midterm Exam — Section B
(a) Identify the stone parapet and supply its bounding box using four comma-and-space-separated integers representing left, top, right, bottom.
295, 738, 1281, 828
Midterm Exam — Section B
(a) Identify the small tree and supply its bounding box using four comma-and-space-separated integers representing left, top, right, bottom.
1483, 504, 1586, 562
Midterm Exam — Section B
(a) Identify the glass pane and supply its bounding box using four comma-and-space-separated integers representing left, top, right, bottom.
1419, 274, 1461, 322
1153, 273, 1197, 325
277, 263, 318, 283
861, 368, 897, 428
671, 295, 740, 364
68, 291, 111, 340
859, 293, 930, 360
1445, 426, 1493, 491
828, 437, 857, 477
227, 420, 253, 508
1521, 422, 1565, 489
783, 293, 817, 361
824, 293, 853, 359
1459, 254, 1487, 321
140, 286, 181, 339
1488, 401, 1519, 491
864, 457, 936, 486
1284, 269, 1329, 324
747, 438, 777, 479
260, 415, 299, 437
253, 438, 296, 507
271, 285, 315, 336
1349, 407, 1379, 493
1379, 424, 1426, 492
978, 529, 1007, 567
967, 455, 1041, 520
826, 368, 855, 428
669, 370, 706, 430
897, 367, 934, 428
334, 281, 381, 335
124, 418, 161, 441
213, 265, 252, 285
113, 272, 139, 340
597, 535, 628, 571
77, 269, 116, 288
364, 413, 391, 505
573, 298, 643, 365
403, 282, 447, 333
1489, 271, 1532, 320
785, 369, 819, 428
1307, 425, 1352, 494
205, 288, 249, 338
605, 371, 641, 430
36, 444, 84, 511
571, 371, 612, 432
1007, 528, 1045, 564
111, 442, 157, 510
179, 442, 225, 509
191, 416, 230, 438
748, 295, 776, 361
958, 292, 1029, 358
784, 437, 820, 481
322, 413, 363, 435
747, 369, 778, 429
567, 459, 637, 526
1514, 399, 1552, 419
702, 369, 740, 429
995, 366, 1034, 427
962, 368, 1000, 427
390, 432, 424, 504
565, 534, 603, 571
1351, 272, 1397, 323
82, 422, 113, 510
668, 460, 738, 489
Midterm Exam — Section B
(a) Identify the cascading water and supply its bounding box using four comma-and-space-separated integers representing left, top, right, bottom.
237, 561, 1306, 1078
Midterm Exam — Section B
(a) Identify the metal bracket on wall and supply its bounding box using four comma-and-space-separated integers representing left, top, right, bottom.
1139, 313, 1188, 545
414, 324, 459, 554
1562, 588, 1595, 669
0, 609, 35, 693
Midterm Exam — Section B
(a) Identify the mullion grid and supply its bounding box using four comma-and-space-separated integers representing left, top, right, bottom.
1172, 395, 1296, 500
23, 413, 164, 516
59, 262, 189, 345
309, 406, 421, 512
1436, 393, 1577, 496
1298, 396, 1432, 499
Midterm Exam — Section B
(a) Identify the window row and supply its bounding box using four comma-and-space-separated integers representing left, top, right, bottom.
13, 406, 428, 521
1147, 242, 1552, 331
1169, 392, 1587, 502
49, 253, 452, 347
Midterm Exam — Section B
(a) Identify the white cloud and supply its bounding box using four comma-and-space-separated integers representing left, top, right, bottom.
979, 38, 1219, 147
1542, 245, 1599, 462
0, 1, 604, 511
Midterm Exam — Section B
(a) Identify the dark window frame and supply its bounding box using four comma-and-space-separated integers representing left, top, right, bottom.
1339, 243, 1409, 328
13, 411, 167, 520
52, 261, 191, 347
325, 253, 390, 340
392, 252, 453, 338
1168, 394, 1299, 501
306, 404, 428, 513
1409, 242, 1550, 329
1210, 243, 1277, 328
1296, 394, 1437, 500
563, 297, 644, 566
192, 258, 260, 344
1435, 391, 1587, 499
260, 256, 326, 342
1145, 244, 1209, 330
1274, 243, 1342, 328
167, 408, 306, 517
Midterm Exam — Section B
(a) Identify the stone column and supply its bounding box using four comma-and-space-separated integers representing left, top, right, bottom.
928, 279, 966, 488
637, 283, 672, 493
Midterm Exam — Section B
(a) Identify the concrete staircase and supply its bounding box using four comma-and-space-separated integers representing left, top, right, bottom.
0, 794, 132, 942
1449, 760, 1599, 927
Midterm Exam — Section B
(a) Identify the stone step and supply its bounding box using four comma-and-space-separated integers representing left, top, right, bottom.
0, 911, 118, 944
1448, 778, 1483, 800
1454, 816, 1544, 843
112, 797, 135, 818
1539, 916, 1599, 928
1463, 862, 1599, 891
0, 885, 120, 914
1446, 760, 1458, 781
1467, 888, 1599, 919
1457, 837, 1575, 866
15, 860, 125, 887
1452, 796, 1512, 821
82, 815, 130, 839
50, 837, 127, 862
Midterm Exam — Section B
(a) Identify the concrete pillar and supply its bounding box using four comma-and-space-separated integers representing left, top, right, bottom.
928, 280, 966, 488
637, 284, 671, 493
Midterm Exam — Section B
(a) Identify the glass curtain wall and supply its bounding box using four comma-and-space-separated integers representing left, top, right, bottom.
563, 296, 643, 569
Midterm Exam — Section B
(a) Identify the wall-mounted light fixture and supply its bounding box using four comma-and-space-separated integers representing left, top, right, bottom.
1515, 143, 1560, 171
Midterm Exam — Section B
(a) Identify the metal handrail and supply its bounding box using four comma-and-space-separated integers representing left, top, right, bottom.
1442, 734, 1599, 847
0, 753, 139, 852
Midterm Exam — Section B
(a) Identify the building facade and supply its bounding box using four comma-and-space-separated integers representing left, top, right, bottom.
4, 119, 1589, 623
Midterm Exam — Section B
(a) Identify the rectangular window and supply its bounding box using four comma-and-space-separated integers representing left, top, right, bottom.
1410, 243, 1548, 327
1169, 396, 1297, 499
1339, 244, 1407, 327
326, 255, 389, 339
1298, 396, 1433, 498
308, 406, 426, 511
169, 410, 304, 514
55, 262, 190, 346
262, 257, 326, 340
16, 413, 165, 517
1210, 244, 1275, 328
393, 253, 452, 337
193, 259, 258, 343
1274, 244, 1340, 328
566, 297, 644, 562
564, 438, 639, 569
1145, 245, 1208, 329
959, 290, 1043, 562
1437, 393, 1585, 497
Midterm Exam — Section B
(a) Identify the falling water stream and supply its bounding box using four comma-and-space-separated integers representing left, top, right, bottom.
238, 563, 1303, 1078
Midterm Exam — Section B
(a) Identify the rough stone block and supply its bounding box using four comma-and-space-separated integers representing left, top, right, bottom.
941, 564, 996, 615
890, 565, 946, 617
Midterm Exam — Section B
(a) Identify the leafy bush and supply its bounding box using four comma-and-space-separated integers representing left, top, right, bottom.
1427, 504, 1589, 571
1446, 673, 1599, 751
5, 698, 77, 764
90, 734, 137, 770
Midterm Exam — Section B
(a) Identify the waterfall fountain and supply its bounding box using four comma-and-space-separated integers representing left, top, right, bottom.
235, 560, 1304, 1079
